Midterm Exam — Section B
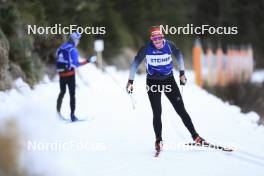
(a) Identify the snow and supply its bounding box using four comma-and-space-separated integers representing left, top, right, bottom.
1, 64, 264, 176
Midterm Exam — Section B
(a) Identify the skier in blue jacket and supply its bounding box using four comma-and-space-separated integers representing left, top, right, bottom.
56, 32, 96, 122
126, 26, 206, 152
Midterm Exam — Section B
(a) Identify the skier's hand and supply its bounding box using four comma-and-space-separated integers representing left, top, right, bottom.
126, 80, 134, 94
87, 56, 97, 63
179, 71, 187, 85
180, 75, 187, 85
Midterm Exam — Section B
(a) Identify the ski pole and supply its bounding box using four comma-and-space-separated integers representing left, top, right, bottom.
101, 59, 137, 109
129, 93, 136, 110
181, 85, 184, 98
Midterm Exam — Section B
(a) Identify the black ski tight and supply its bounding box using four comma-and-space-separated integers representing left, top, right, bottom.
57, 75, 76, 115
147, 76, 197, 140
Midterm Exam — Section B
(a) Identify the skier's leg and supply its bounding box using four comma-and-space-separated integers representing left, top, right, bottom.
147, 79, 162, 141
68, 75, 76, 115
164, 76, 198, 138
57, 77, 66, 113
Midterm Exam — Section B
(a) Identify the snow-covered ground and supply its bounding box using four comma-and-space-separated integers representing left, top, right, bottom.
1, 64, 264, 176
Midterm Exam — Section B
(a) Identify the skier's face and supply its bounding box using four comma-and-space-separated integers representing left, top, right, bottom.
151, 36, 164, 49
73, 39, 80, 46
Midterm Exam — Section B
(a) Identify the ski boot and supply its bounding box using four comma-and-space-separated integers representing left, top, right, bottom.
155, 138, 163, 152
193, 134, 208, 145
70, 113, 79, 122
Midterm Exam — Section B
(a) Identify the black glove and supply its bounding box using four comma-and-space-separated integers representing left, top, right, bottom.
126, 80, 134, 94
179, 70, 187, 85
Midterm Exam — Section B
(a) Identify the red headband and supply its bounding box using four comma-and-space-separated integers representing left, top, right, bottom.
150, 26, 163, 38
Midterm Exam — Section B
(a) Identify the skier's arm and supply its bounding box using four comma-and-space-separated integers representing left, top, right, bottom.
128, 46, 146, 81
168, 41, 187, 85
126, 46, 146, 94
70, 48, 88, 67
168, 40, 185, 72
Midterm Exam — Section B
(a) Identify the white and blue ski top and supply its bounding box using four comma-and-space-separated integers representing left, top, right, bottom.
128, 40, 185, 80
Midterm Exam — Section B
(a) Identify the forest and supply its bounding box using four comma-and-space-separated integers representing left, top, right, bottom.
0, 0, 264, 88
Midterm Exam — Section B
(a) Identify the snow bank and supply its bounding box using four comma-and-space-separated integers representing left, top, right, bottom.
0, 65, 264, 176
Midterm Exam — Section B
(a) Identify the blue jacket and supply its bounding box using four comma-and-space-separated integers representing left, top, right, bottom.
56, 42, 82, 72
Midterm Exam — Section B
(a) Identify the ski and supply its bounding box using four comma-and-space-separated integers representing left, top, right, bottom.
154, 141, 163, 157
57, 113, 94, 123
65, 119, 87, 123
65, 117, 95, 123
185, 142, 234, 152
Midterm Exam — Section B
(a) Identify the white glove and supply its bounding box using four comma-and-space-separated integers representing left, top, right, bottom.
88, 56, 97, 63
